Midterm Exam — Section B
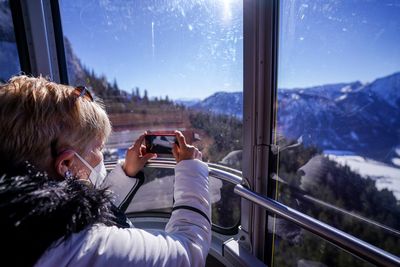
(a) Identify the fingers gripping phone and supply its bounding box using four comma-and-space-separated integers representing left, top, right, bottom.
145, 131, 178, 155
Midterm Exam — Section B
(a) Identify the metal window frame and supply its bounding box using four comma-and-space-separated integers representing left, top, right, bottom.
16, 0, 61, 82
9, 0, 32, 75
49, 0, 69, 84
241, 0, 279, 261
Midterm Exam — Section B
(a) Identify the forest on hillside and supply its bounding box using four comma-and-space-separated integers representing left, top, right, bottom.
271, 140, 400, 266
72, 63, 243, 165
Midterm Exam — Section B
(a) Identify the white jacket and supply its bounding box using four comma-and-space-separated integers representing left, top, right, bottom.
35, 159, 211, 267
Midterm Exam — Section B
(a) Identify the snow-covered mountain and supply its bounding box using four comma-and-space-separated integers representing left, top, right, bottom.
174, 98, 201, 108
278, 73, 400, 163
194, 72, 400, 164
192, 92, 243, 118
367, 72, 400, 108
284, 81, 363, 100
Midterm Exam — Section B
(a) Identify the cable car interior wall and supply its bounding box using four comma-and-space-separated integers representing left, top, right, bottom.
1, 0, 400, 266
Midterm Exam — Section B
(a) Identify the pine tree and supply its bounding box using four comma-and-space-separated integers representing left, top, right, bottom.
135, 87, 140, 98
112, 78, 119, 91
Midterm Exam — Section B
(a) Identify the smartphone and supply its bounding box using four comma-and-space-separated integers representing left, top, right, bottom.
145, 131, 178, 155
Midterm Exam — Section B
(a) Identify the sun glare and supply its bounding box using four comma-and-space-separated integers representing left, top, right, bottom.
221, 0, 233, 21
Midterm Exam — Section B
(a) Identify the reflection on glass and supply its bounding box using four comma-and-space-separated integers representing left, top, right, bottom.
272, 0, 400, 262
59, 0, 243, 170
269, 216, 375, 267
211, 177, 241, 230
0, 0, 21, 82
126, 167, 240, 230
127, 168, 174, 213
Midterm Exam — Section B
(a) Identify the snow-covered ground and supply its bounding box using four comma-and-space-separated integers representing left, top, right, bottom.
325, 152, 400, 200
393, 147, 400, 167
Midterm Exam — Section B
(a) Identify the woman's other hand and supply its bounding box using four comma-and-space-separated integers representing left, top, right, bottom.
172, 131, 202, 163
123, 133, 157, 177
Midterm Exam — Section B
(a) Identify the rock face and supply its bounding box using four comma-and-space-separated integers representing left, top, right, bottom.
0, 0, 20, 82
63, 37, 86, 86
195, 72, 400, 164
0, 0, 14, 42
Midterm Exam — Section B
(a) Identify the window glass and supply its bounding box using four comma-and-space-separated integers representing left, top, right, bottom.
59, 0, 243, 169
272, 0, 400, 262
269, 216, 374, 267
59, 0, 243, 231
0, 0, 21, 82
126, 167, 240, 230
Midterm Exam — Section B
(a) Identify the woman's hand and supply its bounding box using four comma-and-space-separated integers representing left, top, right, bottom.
172, 131, 202, 163
123, 133, 157, 177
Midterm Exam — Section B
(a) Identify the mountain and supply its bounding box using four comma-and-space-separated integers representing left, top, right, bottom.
0, 0, 14, 43
367, 72, 400, 108
278, 74, 400, 162
63, 37, 86, 86
193, 72, 400, 164
284, 81, 363, 100
174, 98, 201, 107
0, 0, 20, 82
192, 92, 243, 118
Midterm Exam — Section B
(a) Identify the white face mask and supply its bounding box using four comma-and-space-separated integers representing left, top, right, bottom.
74, 152, 107, 188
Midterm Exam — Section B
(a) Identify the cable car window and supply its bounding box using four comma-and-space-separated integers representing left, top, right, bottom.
0, 0, 21, 82
59, 0, 242, 231
269, 217, 375, 267
126, 167, 240, 230
271, 0, 400, 263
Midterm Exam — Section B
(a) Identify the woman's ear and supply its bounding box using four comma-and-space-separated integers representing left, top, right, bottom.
54, 150, 75, 178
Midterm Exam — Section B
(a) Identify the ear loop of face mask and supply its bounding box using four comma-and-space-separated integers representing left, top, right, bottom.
74, 152, 107, 188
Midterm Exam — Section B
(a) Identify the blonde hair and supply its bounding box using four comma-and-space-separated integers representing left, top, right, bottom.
0, 75, 111, 172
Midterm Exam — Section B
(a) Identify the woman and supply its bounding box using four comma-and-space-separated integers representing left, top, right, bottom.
0, 75, 211, 266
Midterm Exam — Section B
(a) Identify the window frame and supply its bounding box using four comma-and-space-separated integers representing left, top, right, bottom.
241, 0, 279, 262
8, 0, 31, 76
12, 0, 65, 82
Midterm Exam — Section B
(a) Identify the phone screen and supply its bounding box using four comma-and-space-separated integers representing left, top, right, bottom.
145, 134, 177, 155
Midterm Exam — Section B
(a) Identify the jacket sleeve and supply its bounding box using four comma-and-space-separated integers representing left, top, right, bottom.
165, 159, 212, 264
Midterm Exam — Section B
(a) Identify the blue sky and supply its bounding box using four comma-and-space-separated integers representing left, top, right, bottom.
59, 0, 400, 99
279, 0, 400, 89
60, 0, 242, 100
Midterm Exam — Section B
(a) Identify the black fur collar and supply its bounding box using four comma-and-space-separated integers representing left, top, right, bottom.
0, 163, 116, 266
